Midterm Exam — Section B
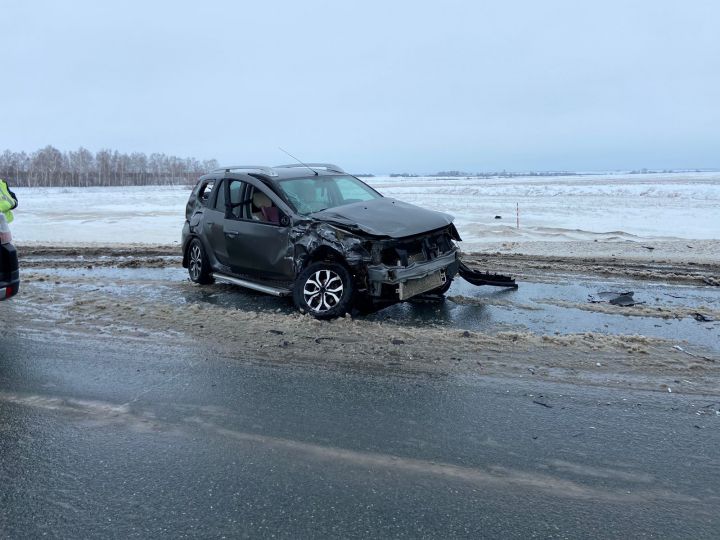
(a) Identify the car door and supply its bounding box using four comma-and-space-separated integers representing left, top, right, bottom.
204, 179, 231, 266
222, 179, 295, 280
190, 179, 226, 267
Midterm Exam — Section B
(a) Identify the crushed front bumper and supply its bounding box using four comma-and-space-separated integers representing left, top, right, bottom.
365, 250, 460, 299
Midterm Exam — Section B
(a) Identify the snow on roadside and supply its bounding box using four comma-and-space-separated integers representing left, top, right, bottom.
10, 172, 720, 248
12, 185, 190, 246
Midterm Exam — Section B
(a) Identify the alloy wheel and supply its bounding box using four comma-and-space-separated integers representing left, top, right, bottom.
303, 269, 344, 313
189, 244, 202, 281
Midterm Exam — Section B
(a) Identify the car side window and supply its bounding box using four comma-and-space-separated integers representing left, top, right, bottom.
199, 180, 215, 206
247, 185, 285, 225
223, 180, 287, 225
214, 180, 226, 212
227, 179, 249, 219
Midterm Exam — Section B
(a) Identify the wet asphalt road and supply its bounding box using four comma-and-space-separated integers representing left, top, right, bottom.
1, 332, 719, 538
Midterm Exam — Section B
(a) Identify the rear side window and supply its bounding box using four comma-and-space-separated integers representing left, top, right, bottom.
199, 180, 215, 206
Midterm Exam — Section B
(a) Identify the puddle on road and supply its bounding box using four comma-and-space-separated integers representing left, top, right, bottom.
28, 265, 720, 354
371, 278, 720, 353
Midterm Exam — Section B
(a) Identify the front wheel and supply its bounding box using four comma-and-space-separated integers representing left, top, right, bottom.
293, 262, 355, 319
187, 238, 214, 284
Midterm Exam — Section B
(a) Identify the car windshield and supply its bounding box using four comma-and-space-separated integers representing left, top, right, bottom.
277, 175, 382, 215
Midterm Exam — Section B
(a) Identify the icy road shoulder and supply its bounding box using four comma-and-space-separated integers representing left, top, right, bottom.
5, 245, 719, 395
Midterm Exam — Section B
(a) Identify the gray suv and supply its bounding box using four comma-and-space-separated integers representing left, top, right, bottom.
182, 164, 463, 319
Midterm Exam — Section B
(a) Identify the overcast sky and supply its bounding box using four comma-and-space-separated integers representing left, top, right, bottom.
2, 0, 718, 173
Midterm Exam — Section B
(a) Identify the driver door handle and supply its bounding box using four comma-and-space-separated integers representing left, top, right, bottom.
225, 231, 239, 238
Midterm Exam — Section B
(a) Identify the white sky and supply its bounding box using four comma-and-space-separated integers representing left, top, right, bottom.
1, 0, 719, 173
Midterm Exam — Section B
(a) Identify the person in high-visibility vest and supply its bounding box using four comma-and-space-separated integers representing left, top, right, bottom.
0, 179, 18, 223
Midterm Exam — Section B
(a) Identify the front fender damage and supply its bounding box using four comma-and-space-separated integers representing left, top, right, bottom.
290, 220, 372, 277
289, 218, 518, 303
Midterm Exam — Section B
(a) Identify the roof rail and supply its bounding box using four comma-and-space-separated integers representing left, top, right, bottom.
275, 163, 346, 174
212, 165, 278, 177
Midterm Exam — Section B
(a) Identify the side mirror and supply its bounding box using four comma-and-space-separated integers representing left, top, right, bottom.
280, 215, 291, 227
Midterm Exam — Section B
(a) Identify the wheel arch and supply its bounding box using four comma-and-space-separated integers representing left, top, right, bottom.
182, 234, 199, 268
302, 245, 350, 270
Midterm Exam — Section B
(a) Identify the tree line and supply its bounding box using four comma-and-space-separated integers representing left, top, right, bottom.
0, 146, 219, 187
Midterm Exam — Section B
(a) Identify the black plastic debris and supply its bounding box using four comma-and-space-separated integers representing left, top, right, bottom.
608, 292, 640, 306
532, 400, 553, 408
458, 262, 518, 288
588, 291, 644, 306
692, 313, 715, 322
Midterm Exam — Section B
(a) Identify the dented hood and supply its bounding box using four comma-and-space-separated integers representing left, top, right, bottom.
310, 198, 454, 238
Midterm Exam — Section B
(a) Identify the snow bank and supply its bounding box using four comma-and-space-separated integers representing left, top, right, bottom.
10, 172, 720, 246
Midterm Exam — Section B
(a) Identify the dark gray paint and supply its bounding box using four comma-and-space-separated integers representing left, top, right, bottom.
311, 198, 455, 238
183, 170, 462, 303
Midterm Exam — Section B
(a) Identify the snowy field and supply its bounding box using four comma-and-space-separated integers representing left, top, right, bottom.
11, 172, 720, 250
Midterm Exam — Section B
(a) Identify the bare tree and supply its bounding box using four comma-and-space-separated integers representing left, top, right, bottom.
1, 146, 217, 187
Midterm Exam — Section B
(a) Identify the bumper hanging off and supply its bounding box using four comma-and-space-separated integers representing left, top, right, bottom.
458, 261, 518, 289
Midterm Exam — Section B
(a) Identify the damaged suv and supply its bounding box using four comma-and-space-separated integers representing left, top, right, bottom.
182, 164, 497, 319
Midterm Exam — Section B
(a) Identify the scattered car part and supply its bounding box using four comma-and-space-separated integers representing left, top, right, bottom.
588, 291, 643, 306
458, 262, 518, 288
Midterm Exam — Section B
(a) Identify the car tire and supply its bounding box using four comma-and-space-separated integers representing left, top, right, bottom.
293, 261, 355, 319
187, 238, 214, 284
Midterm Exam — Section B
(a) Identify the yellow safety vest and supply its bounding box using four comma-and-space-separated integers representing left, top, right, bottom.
0, 179, 17, 224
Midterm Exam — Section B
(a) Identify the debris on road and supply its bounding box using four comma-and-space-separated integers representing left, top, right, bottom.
692, 313, 715, 322
588, 291, 644, 307
673, 345, 715, 363
532, 400, 553, 408
458, 262, 518, 289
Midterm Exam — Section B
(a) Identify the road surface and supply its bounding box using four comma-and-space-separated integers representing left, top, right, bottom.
1, 331, 718, 538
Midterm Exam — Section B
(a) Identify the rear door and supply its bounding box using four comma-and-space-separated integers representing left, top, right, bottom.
222, 179, 295, 280
190, 179, 224, 264
204, 179, 230, 265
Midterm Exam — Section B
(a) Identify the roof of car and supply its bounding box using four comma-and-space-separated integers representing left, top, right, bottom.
268, 166, 343, 181
201, 164, 347, 183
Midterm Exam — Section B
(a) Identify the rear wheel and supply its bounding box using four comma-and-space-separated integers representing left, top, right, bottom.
293, 262, 355, 319
187, 238, 213, 284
